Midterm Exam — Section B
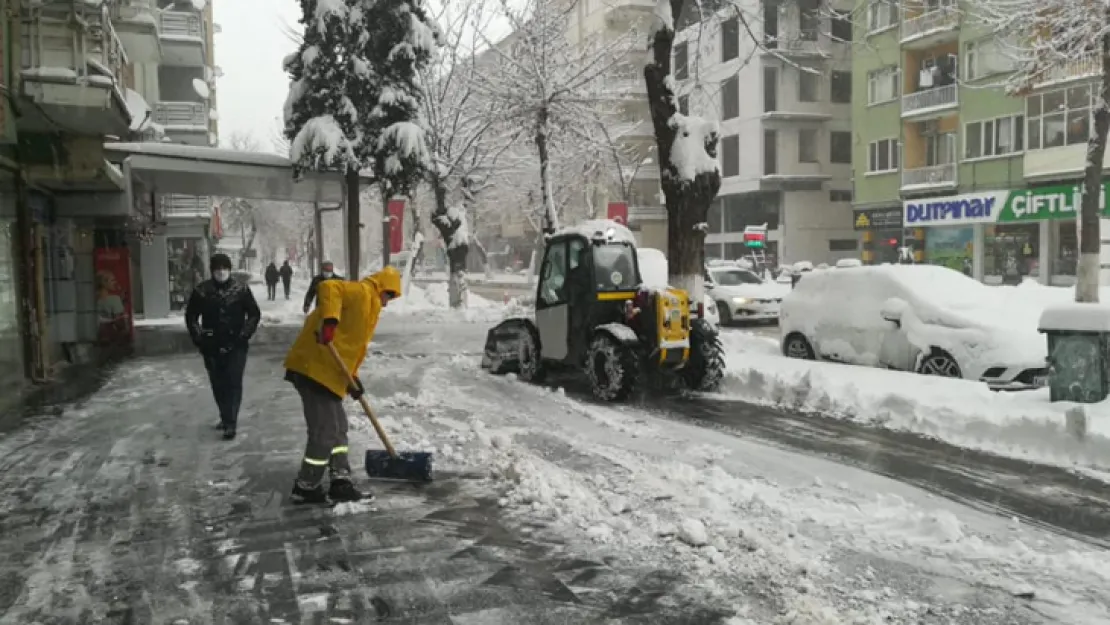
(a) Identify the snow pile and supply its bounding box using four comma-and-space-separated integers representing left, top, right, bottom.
717, 331, 1110, 472
556, 219, 635, 245
382, 282, 507, 323
289, 115, 353, 171
667, 114, 719, 182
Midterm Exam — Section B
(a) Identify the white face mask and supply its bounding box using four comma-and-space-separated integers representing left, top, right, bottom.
323, 271, 334, 278
213, 269, 231, 283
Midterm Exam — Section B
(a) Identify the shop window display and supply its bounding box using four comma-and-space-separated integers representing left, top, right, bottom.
1053, 220, 1078, 279
167, 238, 206, 311
984, 223, 1039, 284
924, 226, 974, 275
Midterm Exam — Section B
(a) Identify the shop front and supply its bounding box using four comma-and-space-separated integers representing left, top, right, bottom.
853, 207, 904, 265
902, 182, 1105, 285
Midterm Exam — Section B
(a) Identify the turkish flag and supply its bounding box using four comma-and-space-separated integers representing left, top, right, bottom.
607, 202, 628, 225
388, 199, 405, 254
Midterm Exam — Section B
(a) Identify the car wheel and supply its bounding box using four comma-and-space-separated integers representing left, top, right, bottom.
782, 333, 815, 360
717, 301, 732, 326
587, 333, 639, 401
917, 350, 962, 378
517, 327, 545, 383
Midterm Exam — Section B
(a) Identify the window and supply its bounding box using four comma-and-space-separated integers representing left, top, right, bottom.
721, 17, 739, 62
830, 131, 852, 163
721, 75, 739, 119
831, 71, 851, 103
829, 239, 859, 252
829, 189, 853, 202
538, 241, 568, 306
799, 0, 819, 40
965, 114, 1025, 159
711, 269, 764, 285
867, 67, 900, 104
868, 138, 899, 172
965, 38, 1014, 81
763, 1, 778, 47
798, 129, 818, 163
721, 135, 740, 177
867, 0, 898, 32
831, 10, 853, 41
1027, 85, 1091, 150
764, 130, 778, 175
798, 71, 818, 102
764, 66, 778, 112
593, 244, 638, 291
678, 94, 690, 115
674, 42, 688, 80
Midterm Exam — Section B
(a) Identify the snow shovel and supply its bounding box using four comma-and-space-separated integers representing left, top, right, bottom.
325, 343, 434, 482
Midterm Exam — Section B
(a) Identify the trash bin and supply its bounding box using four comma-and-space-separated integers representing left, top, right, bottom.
1038, 303, 1110, 403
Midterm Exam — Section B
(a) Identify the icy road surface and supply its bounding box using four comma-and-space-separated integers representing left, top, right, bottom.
0, 313, 1106, 623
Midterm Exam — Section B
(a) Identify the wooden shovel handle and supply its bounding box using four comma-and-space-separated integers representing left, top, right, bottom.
325, 342, 398, 458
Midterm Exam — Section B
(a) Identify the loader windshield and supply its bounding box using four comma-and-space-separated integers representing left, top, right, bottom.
593, 243, 639, 291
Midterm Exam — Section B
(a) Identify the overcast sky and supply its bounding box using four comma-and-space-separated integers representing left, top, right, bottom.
213, 0, 301, 152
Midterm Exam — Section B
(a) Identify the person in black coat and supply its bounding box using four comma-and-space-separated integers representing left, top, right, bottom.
264, 262, 280, 301
279, 260, 294, 300
185, 253, 262, 440
302, 260, 343, 313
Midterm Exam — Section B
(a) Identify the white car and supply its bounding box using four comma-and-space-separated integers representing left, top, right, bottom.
706, 265, 791, 325
779, 264, 1048, 390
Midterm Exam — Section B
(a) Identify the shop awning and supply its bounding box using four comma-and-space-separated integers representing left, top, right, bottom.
102, 142, 372, 203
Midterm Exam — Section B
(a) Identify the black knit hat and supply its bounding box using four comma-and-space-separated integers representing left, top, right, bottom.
210, 253, 232, 271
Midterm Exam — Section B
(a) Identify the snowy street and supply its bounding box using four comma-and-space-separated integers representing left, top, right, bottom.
1, 285, 1108, 624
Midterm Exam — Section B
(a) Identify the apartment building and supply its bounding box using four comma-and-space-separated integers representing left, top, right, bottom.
852, 0, 1102, 286
676, 0, 856, 268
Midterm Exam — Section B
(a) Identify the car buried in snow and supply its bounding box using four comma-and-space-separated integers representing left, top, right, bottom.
480, 220, 725, 401
778, 264, 1049, 390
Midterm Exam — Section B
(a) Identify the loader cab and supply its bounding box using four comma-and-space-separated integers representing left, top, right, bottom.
534, 231, 641, 366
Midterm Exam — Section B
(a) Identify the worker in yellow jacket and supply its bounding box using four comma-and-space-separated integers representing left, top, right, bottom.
282, 266, 402, 504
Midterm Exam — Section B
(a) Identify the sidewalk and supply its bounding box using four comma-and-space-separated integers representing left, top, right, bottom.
0, 328, 731, 624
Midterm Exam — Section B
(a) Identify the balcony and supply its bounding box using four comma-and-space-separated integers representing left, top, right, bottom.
159, 194, 211, 220
901, 83, 957, 118
900, 7, 959, 47
629, 205, 666, 222
159, 10, 206, 66
901, 163, 957, 190
761, 34, 830, 58
110, 0, 161, 64
152, 101, 209, 144
1030, 54, 1099, 90
19, 2, 131, 136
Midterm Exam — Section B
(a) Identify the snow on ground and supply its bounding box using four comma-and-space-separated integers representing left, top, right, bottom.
382, 282, 507, 324
716, 331, 1110, 475
352, 344, 1110, 624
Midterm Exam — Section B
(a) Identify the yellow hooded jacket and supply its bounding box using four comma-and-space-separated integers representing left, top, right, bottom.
283, 266, 402, 398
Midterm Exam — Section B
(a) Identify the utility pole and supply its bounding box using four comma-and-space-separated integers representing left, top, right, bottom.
313, 202, 342, 276
381, 193, 391, 269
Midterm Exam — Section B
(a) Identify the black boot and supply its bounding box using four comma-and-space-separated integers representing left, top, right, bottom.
329, 479, 371, 503
291, 482, 329, 505
213, 421, 226, 431
222, 426, 237, 440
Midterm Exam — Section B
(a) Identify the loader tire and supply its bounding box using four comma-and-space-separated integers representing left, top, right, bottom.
683, 318, 725, 392
516, 325, 545, 383
587, 333, 638, 402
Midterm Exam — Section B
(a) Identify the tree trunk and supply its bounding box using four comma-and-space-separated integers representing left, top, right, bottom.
345, 167, 361, 280
1078, 32, 1110, 303
644, 0, 721, 303
430, 180, 469, 308
535, 108, 559, 233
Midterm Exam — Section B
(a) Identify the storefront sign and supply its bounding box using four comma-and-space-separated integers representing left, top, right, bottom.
903, 191, 1007, 226
853, 208, 902, 230
996, 182, 1110, 223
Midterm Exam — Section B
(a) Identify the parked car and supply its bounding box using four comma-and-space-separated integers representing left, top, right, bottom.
779, 264, 1048, 390
706, 265, 791, 325
636, 248, 719, 327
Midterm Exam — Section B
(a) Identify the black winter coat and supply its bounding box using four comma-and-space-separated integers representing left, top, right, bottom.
264, 264, 280, 285
279, 264, 293, 283
303, 273, 344, 309
185, 278, 262, 354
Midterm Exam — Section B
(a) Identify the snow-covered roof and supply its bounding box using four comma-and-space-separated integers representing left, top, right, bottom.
104, 142, 292, 168
556, 219, 635, 245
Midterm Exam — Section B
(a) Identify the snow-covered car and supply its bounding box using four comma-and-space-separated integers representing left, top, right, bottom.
779, 264, 1048, 390
705, 265, 791, 325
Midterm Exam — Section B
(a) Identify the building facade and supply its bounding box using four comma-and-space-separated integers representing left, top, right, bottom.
851, 0, 1105, 286
677, 0, 856, 268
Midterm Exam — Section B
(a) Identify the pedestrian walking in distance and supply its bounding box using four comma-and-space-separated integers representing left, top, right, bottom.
185, 253, 262, 440
303, 260, 343, 313
282, 265, 402, 504
264, 261, 280, 301
279, 260, 294, 300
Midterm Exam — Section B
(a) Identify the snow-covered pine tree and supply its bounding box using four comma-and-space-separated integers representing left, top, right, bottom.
355, 0, 439, 265
284, 0, 366, 275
